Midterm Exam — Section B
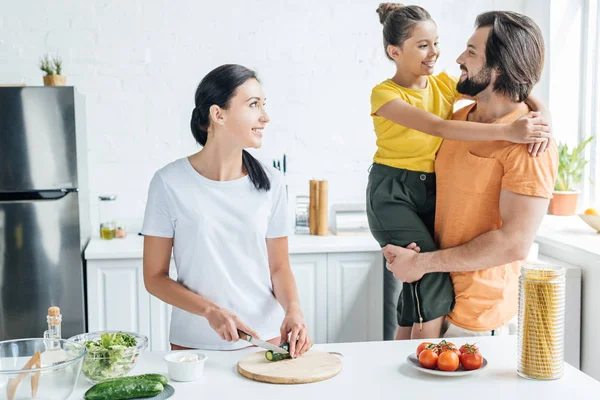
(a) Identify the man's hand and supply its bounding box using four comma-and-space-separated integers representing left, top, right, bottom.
382, 244, 424, 283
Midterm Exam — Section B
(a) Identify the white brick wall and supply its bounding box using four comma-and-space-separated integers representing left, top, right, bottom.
2, 0, 539, 231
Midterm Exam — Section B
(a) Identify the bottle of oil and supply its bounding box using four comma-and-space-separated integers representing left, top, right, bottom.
98, 195, 117, 240
42, 306, 67, 366
46, 306, 61, 340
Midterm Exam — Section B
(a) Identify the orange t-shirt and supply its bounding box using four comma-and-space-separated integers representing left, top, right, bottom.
434, 102, 558, 331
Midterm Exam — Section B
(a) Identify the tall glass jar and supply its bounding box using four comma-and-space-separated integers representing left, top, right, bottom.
98, 195, 117, 240
517, 264, 566, 380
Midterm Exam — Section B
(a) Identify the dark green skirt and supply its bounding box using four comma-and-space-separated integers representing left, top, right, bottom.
366, 163, 455, 327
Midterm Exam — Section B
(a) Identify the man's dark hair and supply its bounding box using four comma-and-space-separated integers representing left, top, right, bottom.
476, 11, 545, 102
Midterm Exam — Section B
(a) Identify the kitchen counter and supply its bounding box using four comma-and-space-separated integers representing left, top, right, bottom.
69, 336, 598, 399
84, 233, 381, 259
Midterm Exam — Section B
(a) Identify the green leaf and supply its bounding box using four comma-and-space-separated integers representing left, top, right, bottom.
555, 137, 595, 191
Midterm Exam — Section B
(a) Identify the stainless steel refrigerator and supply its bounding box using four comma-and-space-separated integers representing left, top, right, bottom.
0, 87, 90, 340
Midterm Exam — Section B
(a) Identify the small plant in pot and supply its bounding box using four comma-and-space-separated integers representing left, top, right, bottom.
550, 136, 594, 216
40, 54, 66, 86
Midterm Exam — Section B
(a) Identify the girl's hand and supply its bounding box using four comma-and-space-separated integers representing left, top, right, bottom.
507, 111, 551, 143
527, 138, 550, 157
406, 242, 421, 253
280, 304, 312, 358
205, 306, 259, 342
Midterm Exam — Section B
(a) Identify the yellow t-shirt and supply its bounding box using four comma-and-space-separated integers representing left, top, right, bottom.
370, 72, 460, 172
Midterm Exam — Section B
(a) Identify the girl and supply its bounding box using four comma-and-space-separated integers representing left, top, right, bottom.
142, 64, 311, 358
368, 3, 551, 341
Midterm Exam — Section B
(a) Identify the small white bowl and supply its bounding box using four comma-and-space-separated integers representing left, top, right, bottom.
164, 350, 207, 382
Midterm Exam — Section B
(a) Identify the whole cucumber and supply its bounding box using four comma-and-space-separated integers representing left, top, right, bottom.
134, 373, 169, 386
84, 379, 163, 400
103, 373, 169, 386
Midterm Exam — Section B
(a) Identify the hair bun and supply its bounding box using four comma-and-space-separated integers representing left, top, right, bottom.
376, 3, 405, 24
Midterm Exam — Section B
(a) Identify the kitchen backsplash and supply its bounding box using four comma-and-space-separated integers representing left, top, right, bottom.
1, 0, 538, 232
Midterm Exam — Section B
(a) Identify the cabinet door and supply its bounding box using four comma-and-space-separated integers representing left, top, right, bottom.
289, 254, 327, 344
327, 252, 383, 343
86, 260, 150, 339
149, 262, 177, 351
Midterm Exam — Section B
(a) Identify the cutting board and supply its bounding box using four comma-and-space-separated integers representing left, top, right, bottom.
237, 350, 342, 384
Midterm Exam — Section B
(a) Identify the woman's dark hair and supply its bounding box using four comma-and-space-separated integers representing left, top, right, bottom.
475, 11, 545, 102
190, 64, 270, 191
376, 3, 433, 60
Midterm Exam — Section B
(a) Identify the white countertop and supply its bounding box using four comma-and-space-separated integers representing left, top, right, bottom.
69, 336, 598, 400
84, 233, 381, 260
86, 214, 597, 261
535, 215, 600, 260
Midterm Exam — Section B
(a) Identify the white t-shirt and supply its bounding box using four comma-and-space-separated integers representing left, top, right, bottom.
141, 157, 289, 350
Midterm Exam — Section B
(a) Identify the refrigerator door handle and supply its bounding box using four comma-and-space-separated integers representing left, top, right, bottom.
0, 189, 78, 202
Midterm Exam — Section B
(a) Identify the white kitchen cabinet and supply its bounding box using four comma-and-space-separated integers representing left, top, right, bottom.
326, 252, 383, 343
86, 259, 151, 340
288, 254, 327, 344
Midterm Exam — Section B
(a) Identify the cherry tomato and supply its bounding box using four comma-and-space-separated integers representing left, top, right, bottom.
438, 350, 460, 372
438, 340, 456, 351
418, 349, 439, 369
460, 351, 483, 370
439, 340, 461, 358
416, 342, 433, 357
459, 343, 479, 354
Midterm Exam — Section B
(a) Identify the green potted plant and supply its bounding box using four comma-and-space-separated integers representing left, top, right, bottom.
550, 136, 594, 215
40, 54, 66, 86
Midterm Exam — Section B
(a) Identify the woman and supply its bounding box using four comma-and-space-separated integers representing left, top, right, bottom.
142, 64, 311, 358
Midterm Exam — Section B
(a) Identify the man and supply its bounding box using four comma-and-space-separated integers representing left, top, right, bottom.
383, 11, 558, 338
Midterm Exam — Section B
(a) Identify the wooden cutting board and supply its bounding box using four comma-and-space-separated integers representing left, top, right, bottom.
237, 350, 342, 384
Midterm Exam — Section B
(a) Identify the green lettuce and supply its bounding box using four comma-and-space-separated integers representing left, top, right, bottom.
82, 332, 138, 381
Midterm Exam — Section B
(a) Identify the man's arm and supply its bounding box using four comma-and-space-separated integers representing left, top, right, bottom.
421, 189, 548, 272
384, 190, 549, 282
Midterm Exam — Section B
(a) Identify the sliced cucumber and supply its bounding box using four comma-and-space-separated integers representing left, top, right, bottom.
265, 342, 292, 362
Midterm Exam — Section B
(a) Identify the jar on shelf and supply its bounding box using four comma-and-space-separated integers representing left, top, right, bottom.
115, 223, 127, 239
98, 195, 117, 240
517, 264, 566, 380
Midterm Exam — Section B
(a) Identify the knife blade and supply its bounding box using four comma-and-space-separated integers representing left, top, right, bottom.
237, 330, 289, 354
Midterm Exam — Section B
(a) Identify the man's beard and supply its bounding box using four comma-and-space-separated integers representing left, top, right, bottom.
456, 65, 492, 97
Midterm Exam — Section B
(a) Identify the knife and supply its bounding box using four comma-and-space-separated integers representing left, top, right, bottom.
237, 330, 289, 354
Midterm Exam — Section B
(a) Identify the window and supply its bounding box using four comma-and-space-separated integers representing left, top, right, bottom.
549, 0, 599, 207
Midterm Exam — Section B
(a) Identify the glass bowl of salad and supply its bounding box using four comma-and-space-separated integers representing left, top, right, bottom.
68, 331, 148, 383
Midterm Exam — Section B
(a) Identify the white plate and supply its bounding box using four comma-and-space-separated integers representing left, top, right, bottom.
406, 353, 488, 376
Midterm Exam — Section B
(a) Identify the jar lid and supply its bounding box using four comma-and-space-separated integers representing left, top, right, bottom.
98, 195, 117, 201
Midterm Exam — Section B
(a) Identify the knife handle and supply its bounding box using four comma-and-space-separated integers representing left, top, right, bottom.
237, 329, 250, 341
